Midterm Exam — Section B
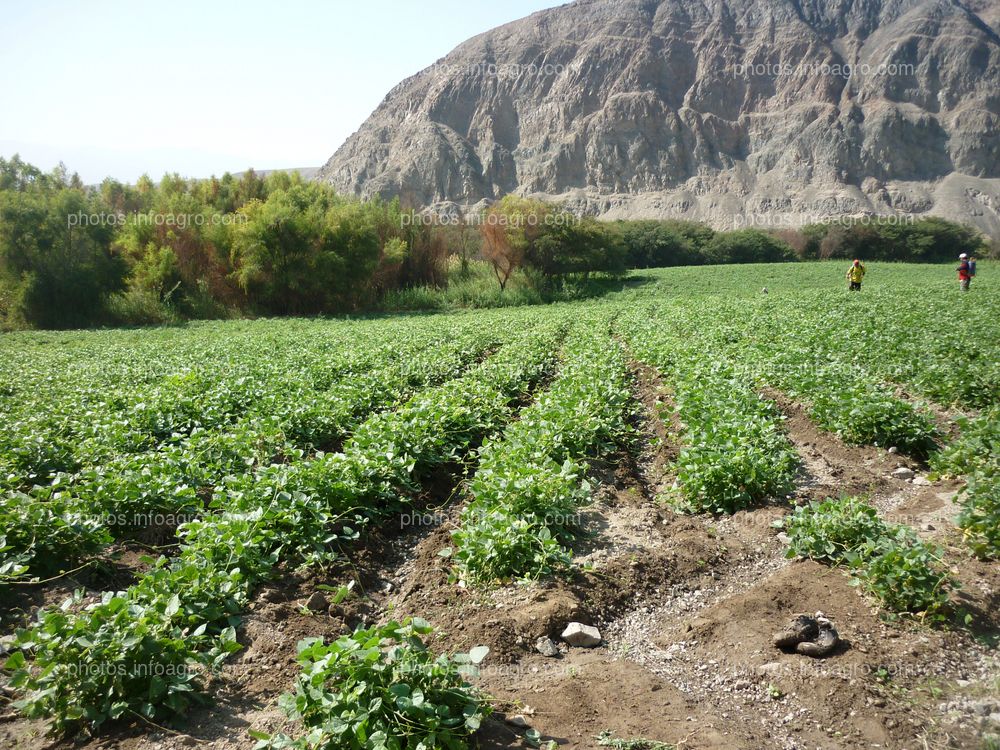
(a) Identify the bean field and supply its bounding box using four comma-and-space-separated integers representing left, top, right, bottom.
1, 262, 997, 750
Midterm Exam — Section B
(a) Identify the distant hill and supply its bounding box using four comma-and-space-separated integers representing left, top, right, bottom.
235, 167, 321, 181
316, 0, 1000, 237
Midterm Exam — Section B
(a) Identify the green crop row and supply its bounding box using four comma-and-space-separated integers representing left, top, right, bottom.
930, 407, 1000, 559
614, 268, 998, 412
674, 302, 943, 457
778, 294, 998, 411
780, 496, 954, 620
450, 320, 633, 585
0, 325, 496, 586
752, 352, 940, 457
0, 318, 490, 489
4, 322, 564, 734
619, 315, 798, 514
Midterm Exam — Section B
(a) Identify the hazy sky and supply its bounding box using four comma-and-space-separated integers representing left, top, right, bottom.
0, 0, 565, 184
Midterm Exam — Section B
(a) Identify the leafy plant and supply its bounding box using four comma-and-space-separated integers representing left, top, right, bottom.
256, 618, 491, 750
0, 490, 111, 582
781, 496, 954, 620
851, 532, 953, 619
780, 496, 887, 563
621, 323, 797, 515
452, 326, 632, 584
3, 320, 562, 733
930, 408, 1000, 559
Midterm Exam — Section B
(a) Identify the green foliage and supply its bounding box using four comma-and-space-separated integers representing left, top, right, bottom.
0, 491, 111, 581
955, 474, 1000, 560
780, 496, 954, 619
931, 409, 1000, 479
1, 154, 991, 328
528, 216, 627, 282
258, 619, 491, 750
618, 220, 700, 269
5, 592, 210, 733
808, 384, 939, 457
104, 286, 180, 326
852, 532, 953, 618
452, 324, 632, 584
1, 261, 997, 741
670, 378, 797, 514
781, 496, 885, 563
621, 318, 798, 514
2, 313, 562, 733
0, 173, 126, 328
230, 185, 380, 314
704, 229, 795, 265
449, 508, 573, 586
804, 217, 987, 262
931, 408, 1000, 559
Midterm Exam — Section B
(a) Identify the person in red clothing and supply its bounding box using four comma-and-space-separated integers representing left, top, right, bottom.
957, 253, 972, 291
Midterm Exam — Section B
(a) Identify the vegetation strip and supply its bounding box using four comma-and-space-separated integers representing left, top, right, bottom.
450, 319, 634, 584
4, 323, 564, 734
1, 324, 497, 586
779, 496, 955, 620
930, 408, 1000, 559
618, 314, 797, 514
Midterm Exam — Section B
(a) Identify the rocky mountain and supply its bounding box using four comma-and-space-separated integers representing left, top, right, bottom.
316, 0, 1000, 237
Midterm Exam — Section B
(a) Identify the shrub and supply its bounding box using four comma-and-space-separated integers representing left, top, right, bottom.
106, 287, 179, 326
781, 496, 887, 563
619, 221, 696, 268
703, 230, 795, 265
259, 619, 491, 750
780, 496, 955, 620
0, 188, 126, 328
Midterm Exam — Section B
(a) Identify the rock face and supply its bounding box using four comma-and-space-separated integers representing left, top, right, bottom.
317, 0, 1000, 237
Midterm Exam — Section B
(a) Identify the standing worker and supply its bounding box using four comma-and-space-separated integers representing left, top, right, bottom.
846, 259, 866, 291
957, 253, 973, 291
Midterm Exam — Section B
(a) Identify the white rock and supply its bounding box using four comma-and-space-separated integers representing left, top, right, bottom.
913, 476, 932, 486
561, 622, 602, 648
891, 467, 915, 480
535, 637, 560, 657
506, 714, 530, 728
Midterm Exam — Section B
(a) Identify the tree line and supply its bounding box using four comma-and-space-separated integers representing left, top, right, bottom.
0, 155, 991, 329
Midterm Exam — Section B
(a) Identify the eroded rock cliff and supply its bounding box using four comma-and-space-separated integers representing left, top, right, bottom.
317, 0, 1000, 236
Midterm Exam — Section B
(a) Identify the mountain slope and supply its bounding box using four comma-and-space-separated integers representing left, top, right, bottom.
316, 0, 1000, 236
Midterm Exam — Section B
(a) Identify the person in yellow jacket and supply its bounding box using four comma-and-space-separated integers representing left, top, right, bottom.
846, 259, 866, 291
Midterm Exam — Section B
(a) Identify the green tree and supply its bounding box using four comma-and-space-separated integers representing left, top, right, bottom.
0, 180, 125, 328
230, 184, 379, 314
619, 221, 699, 268
704, 229, 795, 265
529, 216, 626, 282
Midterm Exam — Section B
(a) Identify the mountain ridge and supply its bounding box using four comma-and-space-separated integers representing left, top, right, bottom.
316, 0, 1000, 237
